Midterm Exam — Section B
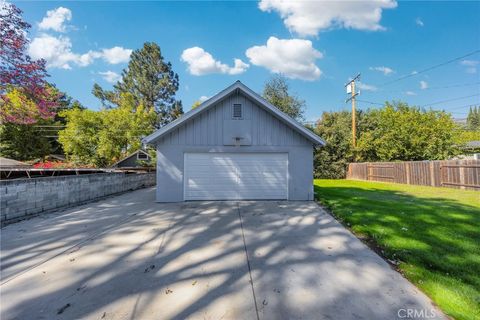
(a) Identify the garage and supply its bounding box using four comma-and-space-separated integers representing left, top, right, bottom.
143, 81, 325, 202
184, 153, 288, 200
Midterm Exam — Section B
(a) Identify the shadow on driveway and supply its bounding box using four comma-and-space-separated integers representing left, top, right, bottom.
0, 188, 445, 320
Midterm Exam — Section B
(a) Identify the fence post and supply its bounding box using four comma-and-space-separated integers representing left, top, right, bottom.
405, 162, 410, 185
429, 161, 435, 186
459, 164, 465, 190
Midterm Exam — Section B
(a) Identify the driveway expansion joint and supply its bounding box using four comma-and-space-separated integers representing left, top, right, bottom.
236, 202, 260, 320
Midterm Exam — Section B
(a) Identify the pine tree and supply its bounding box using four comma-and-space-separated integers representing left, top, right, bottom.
467, 106, 480, 130
476, 106, 480, 129
92, 42, 182, 127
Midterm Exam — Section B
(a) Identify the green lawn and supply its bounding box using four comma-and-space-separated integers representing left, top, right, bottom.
314, 179, 480, 320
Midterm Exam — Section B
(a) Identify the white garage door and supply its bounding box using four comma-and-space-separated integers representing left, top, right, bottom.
184, 153, 288, 200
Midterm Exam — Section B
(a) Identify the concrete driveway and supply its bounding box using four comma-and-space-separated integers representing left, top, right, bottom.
1, 187, 445, 320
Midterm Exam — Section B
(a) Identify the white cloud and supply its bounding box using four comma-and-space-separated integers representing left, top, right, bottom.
28, 34, 131, 69
258, 0, 397, 37
415, 17, 424, 27
101, 47, 132, 64
370, 66, 394, 75
357, 82, 377, 92
230, 59, 250, 75
420, 80, 428, 90
245, 37, 322, 81
199, 95, 210, 102
38, 7, 72, 32
99, 71, 121, 84
405, 91, 417, 96
181, 47, 249, 75
460, 59, 479, 74
461, 59, 479, 67
28, 34, 77, 69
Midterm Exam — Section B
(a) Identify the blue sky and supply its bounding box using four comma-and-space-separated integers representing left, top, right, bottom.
15, 0, 480, 121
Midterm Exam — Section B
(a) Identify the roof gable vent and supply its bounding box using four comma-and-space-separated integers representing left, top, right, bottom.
232, 104, 243, 119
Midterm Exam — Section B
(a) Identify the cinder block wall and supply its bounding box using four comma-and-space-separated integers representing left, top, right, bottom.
0, 173, 156, 226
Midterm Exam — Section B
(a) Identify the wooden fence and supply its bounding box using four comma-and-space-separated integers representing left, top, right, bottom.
347, 160, 480, 190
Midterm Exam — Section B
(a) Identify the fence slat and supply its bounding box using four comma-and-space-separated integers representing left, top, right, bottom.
347, 160, 480, 190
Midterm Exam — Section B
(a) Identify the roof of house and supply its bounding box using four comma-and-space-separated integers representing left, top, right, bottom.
465, 140, 480, 148
0, 157, 32, 169
110, 150, 150, 168
143, 81, 326, 146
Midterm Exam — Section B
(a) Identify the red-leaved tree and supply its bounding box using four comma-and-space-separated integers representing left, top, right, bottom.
0, 2, 59, 124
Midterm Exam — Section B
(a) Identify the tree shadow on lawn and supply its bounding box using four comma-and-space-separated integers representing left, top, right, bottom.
0, 194, 440, 320
314, 184, 480, 306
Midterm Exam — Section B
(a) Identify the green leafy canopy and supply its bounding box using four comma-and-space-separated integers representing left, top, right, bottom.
58, 93, 156, 167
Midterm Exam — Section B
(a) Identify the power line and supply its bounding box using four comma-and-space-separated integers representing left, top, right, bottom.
356, 99, 384, 106
442, 103, 479, 111
356, 94, 480, 107
378, 49, 480, 87
420, 93, 480, 107
356, 98, 478, 112
378, 81, 480, 94
416, 81, 480, 91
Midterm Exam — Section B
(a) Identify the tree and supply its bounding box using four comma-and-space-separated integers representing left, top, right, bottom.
191, 101, 201, 109
58, 108, 104, 165
466, 106, 480, 130
0, 2, 59, 124
311, 102, 460, 178
92, 42, 182, 127
356, 102, 459, 161
0, 85, 75, 160
453, 126, 480, 146
313, 110, 363, 178
263, 75, 305, 121
0, 121, 52, 160
91, 83, 117, 109
158, 100, 183, 127
58, 93, 157, 166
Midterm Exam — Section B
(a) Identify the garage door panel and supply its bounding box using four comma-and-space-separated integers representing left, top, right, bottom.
187, 172, 237, 179
184, 153, 288, 200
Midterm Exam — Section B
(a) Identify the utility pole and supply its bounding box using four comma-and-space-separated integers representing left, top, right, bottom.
345, 74, 360, 147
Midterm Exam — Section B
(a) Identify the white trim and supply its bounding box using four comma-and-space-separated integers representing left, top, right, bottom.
183, 152, 187, 201
143, 81, 325, 146
286, 152, 289, 201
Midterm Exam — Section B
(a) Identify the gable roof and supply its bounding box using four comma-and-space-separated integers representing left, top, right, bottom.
142, 81, 325, 146
465, 140, 480, 149
110, 149, 150, 168
0, 157, 32, 169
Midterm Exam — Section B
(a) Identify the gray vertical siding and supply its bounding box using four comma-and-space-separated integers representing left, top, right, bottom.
158, 93, 309, 147
155, 91, 315, 202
